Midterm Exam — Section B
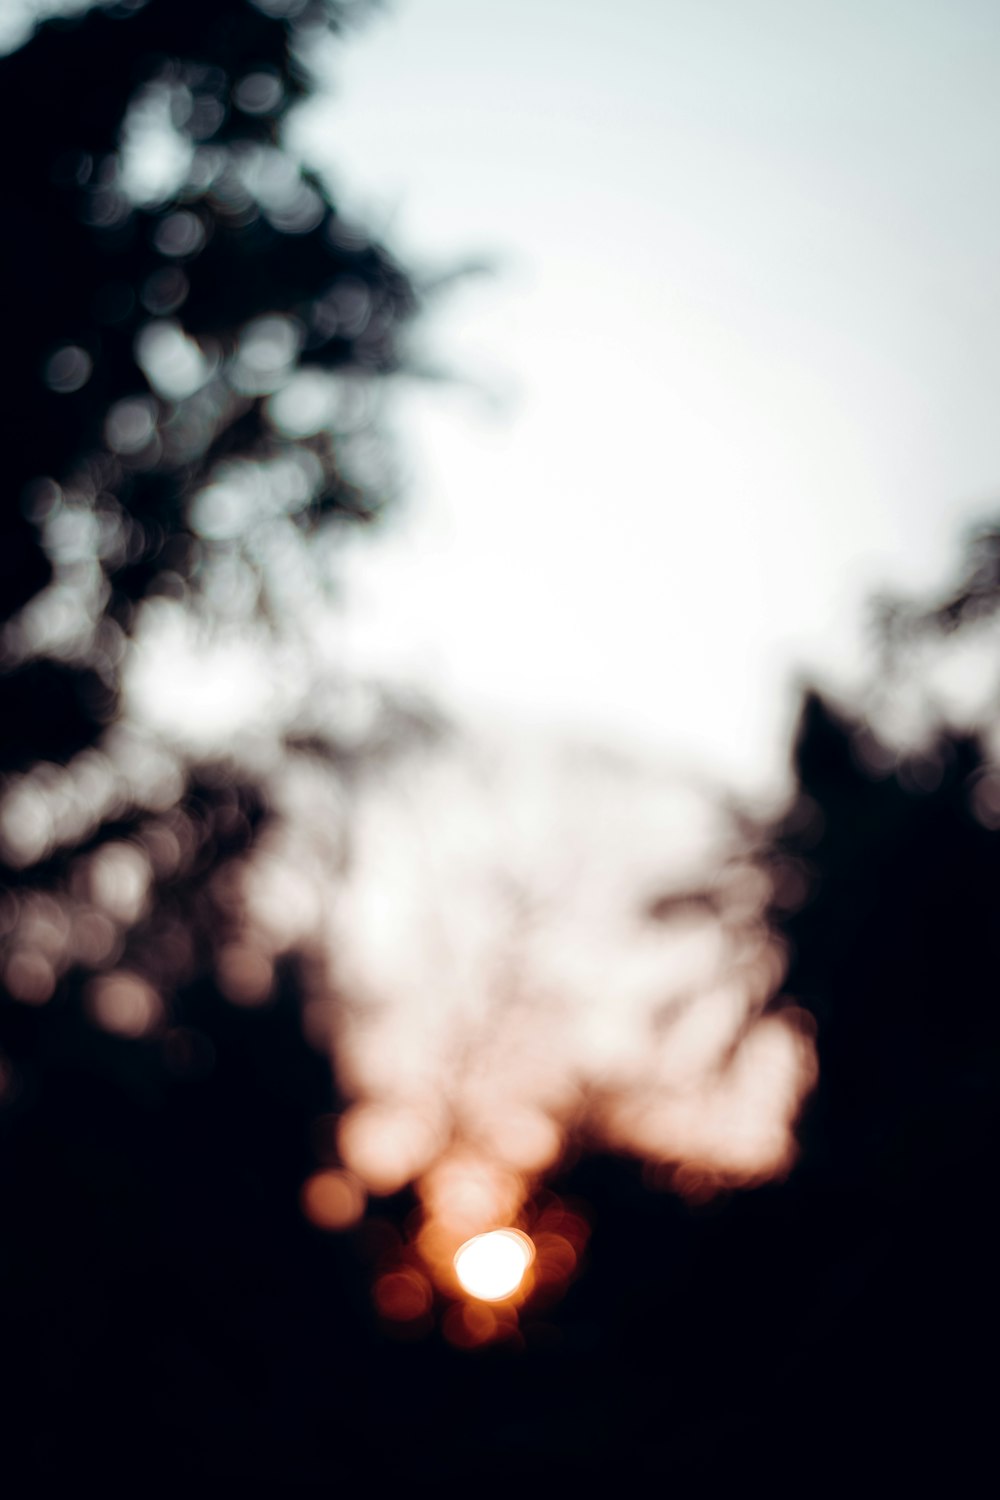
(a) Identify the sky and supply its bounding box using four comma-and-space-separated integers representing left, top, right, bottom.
288, 0, 1000, 798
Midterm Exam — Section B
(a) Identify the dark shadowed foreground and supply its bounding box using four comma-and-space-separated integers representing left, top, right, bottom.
1, 0, 997, 1484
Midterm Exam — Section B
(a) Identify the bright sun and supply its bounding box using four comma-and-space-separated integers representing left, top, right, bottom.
453, 1229, 535, 1301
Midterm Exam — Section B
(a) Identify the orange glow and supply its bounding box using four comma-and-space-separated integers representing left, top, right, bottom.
374, 1269, 432, 1322
453, 1229, 535, 1302
321, 736, 818, 1275
474, 1104, 563, 1173
299, 1168, 366, 1231
418, 1151, 526, 1242
337, 1101, 444, 1196
531, 1232, 577, 1284
442, 1299, 521, 1349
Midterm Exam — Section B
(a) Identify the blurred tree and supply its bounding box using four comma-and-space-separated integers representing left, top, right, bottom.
0, 0, 415, 780
1, 4, 995, 1485
0, 10, 423, 1476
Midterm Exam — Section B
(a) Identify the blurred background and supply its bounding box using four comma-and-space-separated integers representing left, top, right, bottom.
315, 0, 1000, 792
0, 0, 997, 1484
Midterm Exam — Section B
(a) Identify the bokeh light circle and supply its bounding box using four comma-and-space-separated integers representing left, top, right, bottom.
453, 1229, 535, 1301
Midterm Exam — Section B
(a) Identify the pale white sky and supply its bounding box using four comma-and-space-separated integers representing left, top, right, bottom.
289, 0, 1000, 797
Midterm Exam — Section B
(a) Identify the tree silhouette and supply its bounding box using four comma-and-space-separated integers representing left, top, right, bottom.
0, 7, 425, 1479
0, 0, 414, 779
0, 0, 424, 1057
1, 3, 995, 1486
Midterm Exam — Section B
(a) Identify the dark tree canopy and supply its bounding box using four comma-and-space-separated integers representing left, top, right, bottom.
0, 10, 427, 1474
1, 0, 415, 775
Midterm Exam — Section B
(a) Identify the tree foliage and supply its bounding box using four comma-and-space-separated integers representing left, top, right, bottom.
0, 0, 415, 777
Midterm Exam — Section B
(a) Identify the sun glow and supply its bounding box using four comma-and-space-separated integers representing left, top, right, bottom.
453, 1229, 535, 1302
